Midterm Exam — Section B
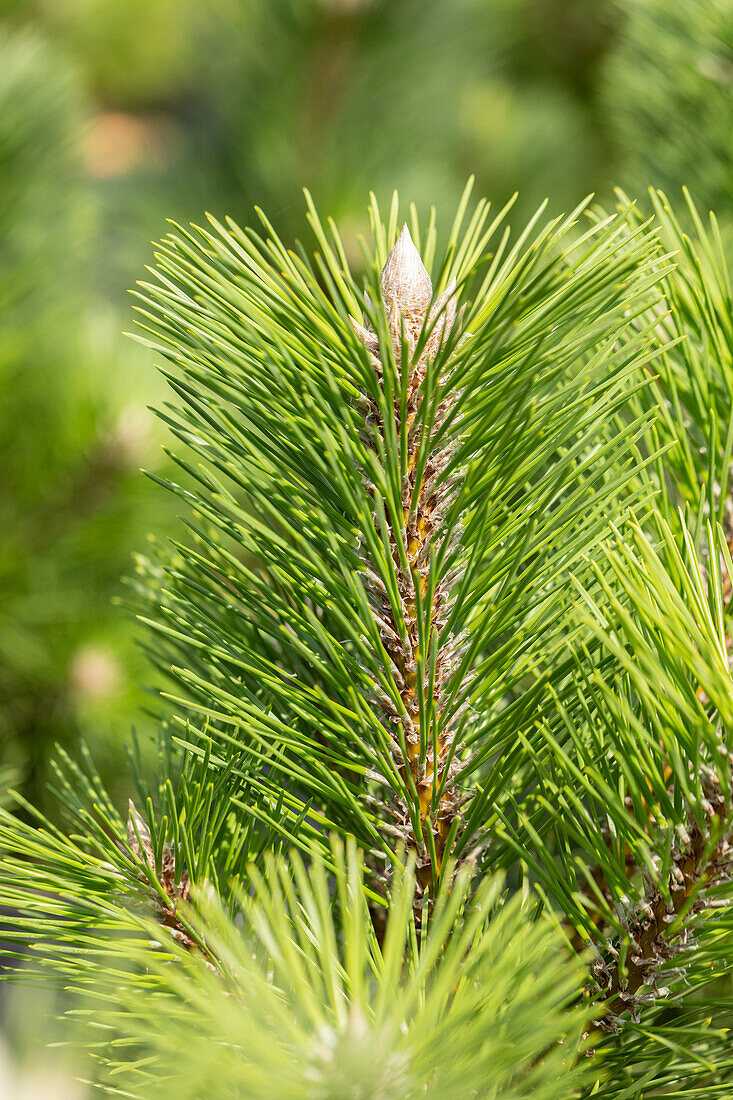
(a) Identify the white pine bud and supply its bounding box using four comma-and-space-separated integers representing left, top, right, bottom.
127, 799, 153, 861
380, 224, 433, 352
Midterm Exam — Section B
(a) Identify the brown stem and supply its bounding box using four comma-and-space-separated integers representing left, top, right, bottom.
587, 517, 733, 1027
352, 227, 465, 897
593, 765, 732, 1031
126, 801, 218, 969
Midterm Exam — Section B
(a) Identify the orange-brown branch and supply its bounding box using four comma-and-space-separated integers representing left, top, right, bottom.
351, 225, 464, 892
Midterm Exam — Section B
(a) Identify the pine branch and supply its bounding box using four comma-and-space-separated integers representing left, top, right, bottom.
594, 760, 733, 1030
612, 187, 733, 537
498, 516, 733, 1038
0, 731, 313, 987
67, 844, 597, 1099
349, 226, 465, 891
125, 798, 201, 957
129, 186, 667, 915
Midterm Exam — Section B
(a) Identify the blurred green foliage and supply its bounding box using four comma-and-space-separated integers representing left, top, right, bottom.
604, 0, 733, 214
1, 0, 732, 811
0, 27, 173, 808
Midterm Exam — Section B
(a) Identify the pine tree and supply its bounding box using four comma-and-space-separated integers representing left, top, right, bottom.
3, 180, 733, 1097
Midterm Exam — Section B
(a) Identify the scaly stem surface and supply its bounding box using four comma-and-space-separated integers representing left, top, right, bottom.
593, 763, 733, 1030
352, 226, 467, 894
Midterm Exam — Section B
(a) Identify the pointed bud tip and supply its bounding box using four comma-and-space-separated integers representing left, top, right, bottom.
127, 800, 152, 846
380, 223, 432, 316
387, 223, 420, 266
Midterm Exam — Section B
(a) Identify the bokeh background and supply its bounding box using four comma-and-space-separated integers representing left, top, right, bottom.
1, 0, 732, 819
